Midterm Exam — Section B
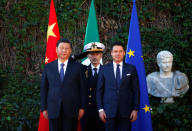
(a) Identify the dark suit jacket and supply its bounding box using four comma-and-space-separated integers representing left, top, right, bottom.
40, 58, 86, 119
85, 64, 102, 117
96, 62, 140, 118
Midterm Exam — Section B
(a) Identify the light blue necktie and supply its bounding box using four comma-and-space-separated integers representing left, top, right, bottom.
60, 63, 64, 82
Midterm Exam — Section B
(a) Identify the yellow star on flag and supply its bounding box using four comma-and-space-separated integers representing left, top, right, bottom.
127, 49, 135, 58
47, 23, 56, 41
141, 56, 144, 60
143, 105, 150, 113
45, 57, 49, 64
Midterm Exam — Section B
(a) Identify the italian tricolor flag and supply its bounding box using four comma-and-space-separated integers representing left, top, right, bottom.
82, 0, 102, 65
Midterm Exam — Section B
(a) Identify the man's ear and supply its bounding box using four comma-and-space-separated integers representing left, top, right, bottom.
111, 51, 113, 57
123, 50, 125, 56
56, 47, 58, 53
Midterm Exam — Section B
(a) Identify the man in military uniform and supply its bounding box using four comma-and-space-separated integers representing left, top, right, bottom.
81, 42, 105, 131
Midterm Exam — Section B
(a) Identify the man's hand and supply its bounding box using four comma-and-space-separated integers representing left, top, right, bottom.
99, 110, 107, 123
43, 110, 48, 120
130, 110, 138, 122
78, 109, 85, 120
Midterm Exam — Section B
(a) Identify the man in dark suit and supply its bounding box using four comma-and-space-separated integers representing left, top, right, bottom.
96, 42, 140, 131
40, 38, 86, 131
81, 42, 105, 131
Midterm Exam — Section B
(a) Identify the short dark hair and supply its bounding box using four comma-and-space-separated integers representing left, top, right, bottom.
56, 38, 72, 48
111, 42, 125, 51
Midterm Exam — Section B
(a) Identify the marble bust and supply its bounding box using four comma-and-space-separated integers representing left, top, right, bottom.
147, 51, 189, 103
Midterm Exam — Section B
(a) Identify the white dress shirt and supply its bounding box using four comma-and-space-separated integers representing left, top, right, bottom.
58, 59, 68, 75
113, 61, 123, 79
91, 64, 100, 76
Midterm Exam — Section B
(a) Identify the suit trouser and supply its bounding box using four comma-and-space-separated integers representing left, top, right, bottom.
49, 106, 77, 131
81, 106, 105, 131
105, 117, 131, 131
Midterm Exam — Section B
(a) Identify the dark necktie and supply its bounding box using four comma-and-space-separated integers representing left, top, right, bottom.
116, 64, 121, 89
60, 63, 64, 81
93, 68, 98, 79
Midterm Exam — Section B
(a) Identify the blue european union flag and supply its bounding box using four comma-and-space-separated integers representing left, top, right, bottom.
125, 0, 153, 131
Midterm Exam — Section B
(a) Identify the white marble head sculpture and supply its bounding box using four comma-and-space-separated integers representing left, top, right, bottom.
157, 51, 173, 75
147, 50, 189, 103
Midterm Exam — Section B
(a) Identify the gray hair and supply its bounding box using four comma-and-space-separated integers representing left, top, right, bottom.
157, 51, 173, 63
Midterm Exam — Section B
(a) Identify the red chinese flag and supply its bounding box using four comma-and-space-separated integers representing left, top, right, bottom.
38, 0, 60, 130
77, 121, 81, 131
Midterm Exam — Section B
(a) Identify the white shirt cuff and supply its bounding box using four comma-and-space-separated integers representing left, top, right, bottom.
98, 109, 104, 112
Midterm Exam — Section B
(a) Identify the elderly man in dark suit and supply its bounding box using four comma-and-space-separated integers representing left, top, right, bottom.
96, 42, 140, 131
81, 42, 105, 131
40, 38, 86, 131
